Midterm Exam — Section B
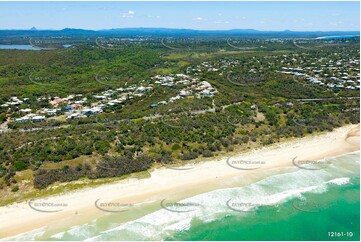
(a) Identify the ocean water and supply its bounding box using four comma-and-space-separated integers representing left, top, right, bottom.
316, 35, 360, 40
168, 178, 360, 241
6, 152, 360, 241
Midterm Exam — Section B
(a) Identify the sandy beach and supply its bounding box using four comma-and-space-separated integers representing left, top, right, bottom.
0, 124, 359, 239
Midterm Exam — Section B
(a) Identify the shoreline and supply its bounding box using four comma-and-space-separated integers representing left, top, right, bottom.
0, 124, 359, 239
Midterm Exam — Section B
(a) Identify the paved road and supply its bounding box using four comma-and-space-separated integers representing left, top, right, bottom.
296, 97, 360, 102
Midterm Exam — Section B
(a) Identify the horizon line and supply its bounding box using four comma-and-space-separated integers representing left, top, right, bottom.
0, 27, 360, 32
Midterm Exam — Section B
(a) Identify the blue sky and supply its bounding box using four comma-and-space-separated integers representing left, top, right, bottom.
0, 1, 359, 31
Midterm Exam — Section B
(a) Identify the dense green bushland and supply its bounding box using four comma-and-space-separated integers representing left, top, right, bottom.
0, 38, 359, 190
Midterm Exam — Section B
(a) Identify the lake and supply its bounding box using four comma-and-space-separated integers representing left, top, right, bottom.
0, 44, 73, 50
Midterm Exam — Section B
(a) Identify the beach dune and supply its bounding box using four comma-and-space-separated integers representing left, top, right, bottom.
0, 124, 359, 238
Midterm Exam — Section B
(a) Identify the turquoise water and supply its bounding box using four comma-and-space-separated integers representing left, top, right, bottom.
168, 177, 360, 241
0, 44, 72, 50
0, 45, 41, 50
7, 152, 360, 241
316, 35, 360, 40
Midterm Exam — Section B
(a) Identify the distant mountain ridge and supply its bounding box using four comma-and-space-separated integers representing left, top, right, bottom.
0, 27, 359, 38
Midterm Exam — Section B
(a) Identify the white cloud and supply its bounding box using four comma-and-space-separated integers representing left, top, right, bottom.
120, 10, 135, 18
147, 15, 161, 19
194, 17, 207, 21
214, 20, 230, 24
330, 21, 343, 27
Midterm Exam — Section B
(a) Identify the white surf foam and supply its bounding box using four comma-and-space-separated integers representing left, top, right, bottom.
10, 152, 359, 241
88, 165, 356, 240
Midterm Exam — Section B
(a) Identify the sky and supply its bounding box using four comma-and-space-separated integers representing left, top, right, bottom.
0, 1, 359, 31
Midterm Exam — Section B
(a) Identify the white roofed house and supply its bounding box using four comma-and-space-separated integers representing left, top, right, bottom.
161, 83, 174, 87
179, 90, 191, 97
31, 115, 46, 122
199, 81, 212, 89
177, 79, 190, 85
81, 108, 93, 115
136, 86, 147, 92
94, 95, 107, 100
158, 101, 167, 105
15, 117, 30, 123
19, 108, 32, 113
308, 77, 321, 84
285, 102, 294, 108
92, 107, 102, 114
81, 107, 103, 116
14, 113, 45, 123
67, 113, 87, 120
176, 74, 188, 78
200, 89, 214, 97
168, 95, 181, 102
45, 109, 59, 116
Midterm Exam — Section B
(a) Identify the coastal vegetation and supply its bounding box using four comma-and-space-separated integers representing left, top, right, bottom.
0, 36, 359, 199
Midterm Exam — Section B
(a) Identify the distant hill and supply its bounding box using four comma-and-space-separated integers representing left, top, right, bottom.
0, 27, 359, 39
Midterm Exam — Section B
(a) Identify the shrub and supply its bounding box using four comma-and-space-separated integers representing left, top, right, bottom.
180, 151, 198, 160
171, 143, 181, 151
93, 155, 154, 179
11, 185, 19, 192
202, 149, 214, 157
